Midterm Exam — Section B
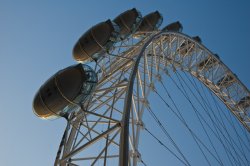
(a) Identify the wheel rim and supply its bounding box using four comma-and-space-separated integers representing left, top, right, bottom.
55, 31, 250, 166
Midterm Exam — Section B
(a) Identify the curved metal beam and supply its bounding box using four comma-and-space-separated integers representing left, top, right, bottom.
119, 32, 161, 166
119, 31, 250, 165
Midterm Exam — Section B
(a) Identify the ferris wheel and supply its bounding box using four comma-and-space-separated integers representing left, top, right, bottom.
33, 9, 250, 166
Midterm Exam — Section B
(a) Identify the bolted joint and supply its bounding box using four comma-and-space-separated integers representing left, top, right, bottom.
149, 83, 155, 90
141, 98, 149, 107
136, 120, 145, 129
156, 74, 161, 81
164, 68, 169, 75
172, 65, 177, 72
129, 150, 141, 161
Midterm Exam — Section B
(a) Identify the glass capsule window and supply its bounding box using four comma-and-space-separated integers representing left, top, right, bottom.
61, 64, 98, 116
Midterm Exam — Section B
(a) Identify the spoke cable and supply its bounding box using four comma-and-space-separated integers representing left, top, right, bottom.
175, 71, 247, 165
144, 127, 189, 166
182, 71, 249, 165
153, 89, 213, 166
172, 71, 243, 166
159, 79, 224, 166
157, 70, 238, 165
189, 72, 250, 165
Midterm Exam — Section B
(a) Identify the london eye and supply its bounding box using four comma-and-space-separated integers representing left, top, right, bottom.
33, 8, 250, 166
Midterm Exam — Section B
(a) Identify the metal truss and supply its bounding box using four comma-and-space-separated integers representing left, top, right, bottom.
54, 31, 250, 166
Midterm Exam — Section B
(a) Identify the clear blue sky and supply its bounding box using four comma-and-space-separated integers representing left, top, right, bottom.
0, 0, 249, 165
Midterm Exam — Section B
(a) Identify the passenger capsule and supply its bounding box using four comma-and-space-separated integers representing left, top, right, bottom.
162, 21, 183, 32
137, 11, 163, 32
178, 36, 202, 56
33, 64, 98, 120
214, 54, 220, 60
114, 8, 142, 40
73, 20, 119, 63
192, 36, 202, 43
